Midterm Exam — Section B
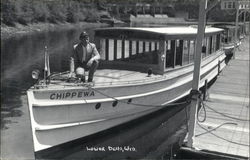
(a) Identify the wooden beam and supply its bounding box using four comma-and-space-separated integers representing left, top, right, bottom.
187, 0, 207, 148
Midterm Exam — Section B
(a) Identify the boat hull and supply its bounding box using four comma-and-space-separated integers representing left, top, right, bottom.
27, 51, 226, 152
35, 101, 188, 159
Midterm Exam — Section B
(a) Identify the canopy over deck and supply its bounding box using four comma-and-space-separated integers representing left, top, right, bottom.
95, 27, 224, 40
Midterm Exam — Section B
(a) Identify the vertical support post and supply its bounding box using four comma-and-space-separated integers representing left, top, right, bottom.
158, 40, 166, 74
114, 39, 117, 60
171, 40, 176, 68
136, 41, 139, 55
105, 39, 109, 60
122, 40, 125, 59
179, 40, 184, 66
233, 1, 239, 59
187, 0, 207, 148
149, 41, 152, 51
129, 40, 132, 58
143, 41, 146, 55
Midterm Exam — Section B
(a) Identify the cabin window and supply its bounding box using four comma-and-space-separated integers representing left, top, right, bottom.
189, 40, 195, 62
232, 2, 235, 8
145, 41, 150, 52
139, 41, 143, 53
156, 42, 159, 50
216, 34, 221, 51
108, 39, 114, 60
132, 41, 137, 55
124, 40, 130, 58
212, 35, 217, 53
224, 2, 227, 9
100, 38, 106, 60
206, 37, 211, 55
175, 40, 183, 66
229, 29, 234, 42
182, 40, 190, 65
117, 40, 122, 59
151, 42, 155, 51
165, 40, 175, 68
202, 38, 207, 58
228, 2, 232, 8
209, 36, 213, 54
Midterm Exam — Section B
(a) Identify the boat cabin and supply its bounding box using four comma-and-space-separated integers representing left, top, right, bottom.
95, 26, 224, 75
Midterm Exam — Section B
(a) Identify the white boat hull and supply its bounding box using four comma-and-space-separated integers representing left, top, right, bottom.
27, 51, 226, 152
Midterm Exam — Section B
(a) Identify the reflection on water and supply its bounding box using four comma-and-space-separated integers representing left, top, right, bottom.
1, 28, 95, 129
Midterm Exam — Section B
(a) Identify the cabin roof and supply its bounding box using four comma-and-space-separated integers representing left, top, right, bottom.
95, 26, 224, 35
95, 26, 224, 40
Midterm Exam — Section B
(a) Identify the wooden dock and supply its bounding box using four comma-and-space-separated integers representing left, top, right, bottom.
192, 36, 249, 158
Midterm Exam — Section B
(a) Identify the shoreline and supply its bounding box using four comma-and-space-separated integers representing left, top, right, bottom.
1, 22, 109, 40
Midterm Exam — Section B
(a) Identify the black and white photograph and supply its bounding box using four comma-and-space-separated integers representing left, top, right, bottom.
1, 0, 249, 159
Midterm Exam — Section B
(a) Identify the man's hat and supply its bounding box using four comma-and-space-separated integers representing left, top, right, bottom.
79, 31, 89, 39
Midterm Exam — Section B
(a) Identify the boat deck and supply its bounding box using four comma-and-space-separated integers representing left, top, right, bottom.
47, 69, 164, 89
94, 69, 162, 85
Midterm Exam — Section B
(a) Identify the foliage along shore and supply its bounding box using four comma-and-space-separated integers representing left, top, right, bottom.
1, 0, 109, 40
1, 22, 108, 40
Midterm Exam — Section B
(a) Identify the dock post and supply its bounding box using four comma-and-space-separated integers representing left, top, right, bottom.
218, 60, 221, 75
233, 1, 239, 59
187, 0, 207, 148
203, 79, 208, 101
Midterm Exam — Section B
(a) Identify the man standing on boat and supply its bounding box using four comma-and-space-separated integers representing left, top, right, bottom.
71, 31, 100, 82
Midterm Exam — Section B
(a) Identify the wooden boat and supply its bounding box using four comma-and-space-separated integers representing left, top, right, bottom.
212, 23, 242, 55
27, 26, 226, 153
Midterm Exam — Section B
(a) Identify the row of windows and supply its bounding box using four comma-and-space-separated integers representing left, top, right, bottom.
163, 34, 221, 68
100, 39, 159, 61
99, 33, 221, 69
